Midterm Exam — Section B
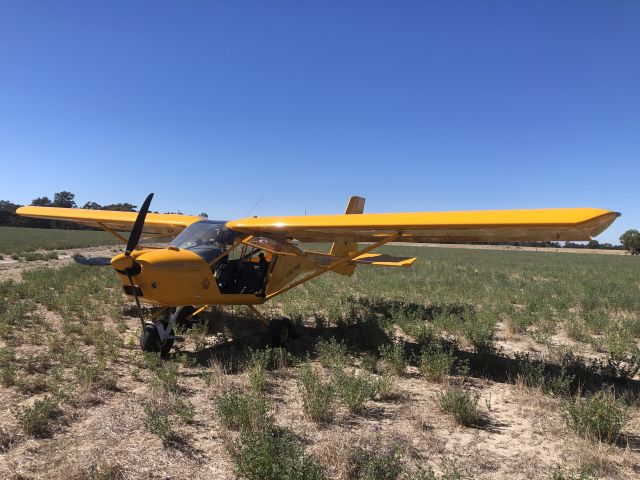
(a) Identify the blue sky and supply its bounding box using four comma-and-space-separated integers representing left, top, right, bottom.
1, 1, 638, 243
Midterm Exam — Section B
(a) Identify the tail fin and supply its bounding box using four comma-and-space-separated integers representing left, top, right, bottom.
330, 196, 365, 258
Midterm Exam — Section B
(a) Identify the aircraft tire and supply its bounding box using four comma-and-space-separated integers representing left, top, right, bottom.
140, 323, 174, 356
140, 323, 160, 353
173, 306, 197, 330
266, 318, 293, 347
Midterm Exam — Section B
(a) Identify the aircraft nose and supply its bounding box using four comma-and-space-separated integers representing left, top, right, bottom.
111, 253, 140, 275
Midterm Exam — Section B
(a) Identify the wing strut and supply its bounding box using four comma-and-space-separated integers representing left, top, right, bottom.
97, 222, 129, 243
266, 234, 398, 300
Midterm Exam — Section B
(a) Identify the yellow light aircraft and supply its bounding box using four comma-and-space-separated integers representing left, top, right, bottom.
17, 195, 619, 354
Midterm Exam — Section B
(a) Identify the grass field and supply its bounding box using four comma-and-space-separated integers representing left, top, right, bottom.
0, 226, 121, 255
0, 244, 638, 479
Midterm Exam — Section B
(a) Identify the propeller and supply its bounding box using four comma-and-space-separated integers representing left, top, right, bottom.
124, 193, 154, 330
126, 192, 154, 256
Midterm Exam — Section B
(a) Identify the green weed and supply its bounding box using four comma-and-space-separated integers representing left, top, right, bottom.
332, 369, 385, 414
563, 390, 627, 443
215, 391, 270, 432
315, 338, 349, 369
15, 396, 59, 436
143, 402, 175, 441
348, 440, 403, 480
232, 426, 325, 480
247, 348, 271, 393
419, 345, 455, 382
378, 342, 408, 376
438, 385, 484, 427
298, 362, 334, 422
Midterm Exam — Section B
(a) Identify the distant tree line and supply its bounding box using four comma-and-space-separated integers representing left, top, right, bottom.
0, 191, 138, 230
474, 240, 625, 250
1, 191, 208, 230
471, 240, 625, 251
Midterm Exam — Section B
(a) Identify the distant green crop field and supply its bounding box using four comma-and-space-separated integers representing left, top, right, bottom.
0, 226, 122, 254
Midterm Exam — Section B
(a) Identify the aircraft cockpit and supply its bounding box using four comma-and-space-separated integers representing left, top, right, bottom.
168, 220, 235, 263
168, 220, 269, 296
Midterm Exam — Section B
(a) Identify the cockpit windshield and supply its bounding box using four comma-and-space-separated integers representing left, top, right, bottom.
169, 221, 236, 262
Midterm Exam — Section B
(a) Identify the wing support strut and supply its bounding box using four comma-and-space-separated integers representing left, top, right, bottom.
97, 222, 129, 243
247, 305, 269, 326
266, 234, 399, 300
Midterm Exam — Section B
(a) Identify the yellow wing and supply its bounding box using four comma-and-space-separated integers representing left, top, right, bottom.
226, 208, 619, 243
16, 206, 202, 238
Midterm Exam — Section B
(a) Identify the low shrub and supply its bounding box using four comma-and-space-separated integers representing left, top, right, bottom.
0, 426, 16, 453
550, 466, 596, 480
463, 312, 496, 352
247, 348, 271, 393
84, 462, 127, 480
418, 345, 455, 382
215, 391, 270, 432
232, 426, 325, 480
563, 390, 627, 443
15, 396, 59, 436
0, 346, 17, 386
378, 342, 408, 376
332, 369, 384, 414
360, 353, 377, 372
348, 440, 404, 480
174, 396, 196, 423
143, 402, 175, 441
75, 362, 117, 391
24, 251, 58, 261
407, 465, 463, 480
315, 338, 349, 370
298, 362, 334, 422
151, 361, 180, 393
438, 385, 483, 427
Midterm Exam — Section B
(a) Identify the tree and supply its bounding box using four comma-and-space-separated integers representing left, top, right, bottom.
31, 196, 52, 206
82, 201, 102, 210
53, 191, 76, 208
0, 200, 18, 212
0, 200, 19, 226
620, 230, 640, 255
587, 240, 600, 249
102, 203, 137, 211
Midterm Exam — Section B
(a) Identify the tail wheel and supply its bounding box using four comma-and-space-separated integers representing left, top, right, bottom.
266, 318, 293, 347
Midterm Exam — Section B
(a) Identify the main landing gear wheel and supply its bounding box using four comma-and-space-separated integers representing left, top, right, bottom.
173, 306, 197, 330
139, 321, 174, 356
266, 318, 294, 347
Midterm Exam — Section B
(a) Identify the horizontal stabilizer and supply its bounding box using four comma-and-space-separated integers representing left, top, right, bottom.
352, 253, 416, 267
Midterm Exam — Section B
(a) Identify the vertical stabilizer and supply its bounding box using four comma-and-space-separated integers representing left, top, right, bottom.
330, 196, 365, 258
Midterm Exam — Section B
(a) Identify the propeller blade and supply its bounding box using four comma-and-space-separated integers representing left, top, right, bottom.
72, 254, 111, 266
126, 193, 154, 256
